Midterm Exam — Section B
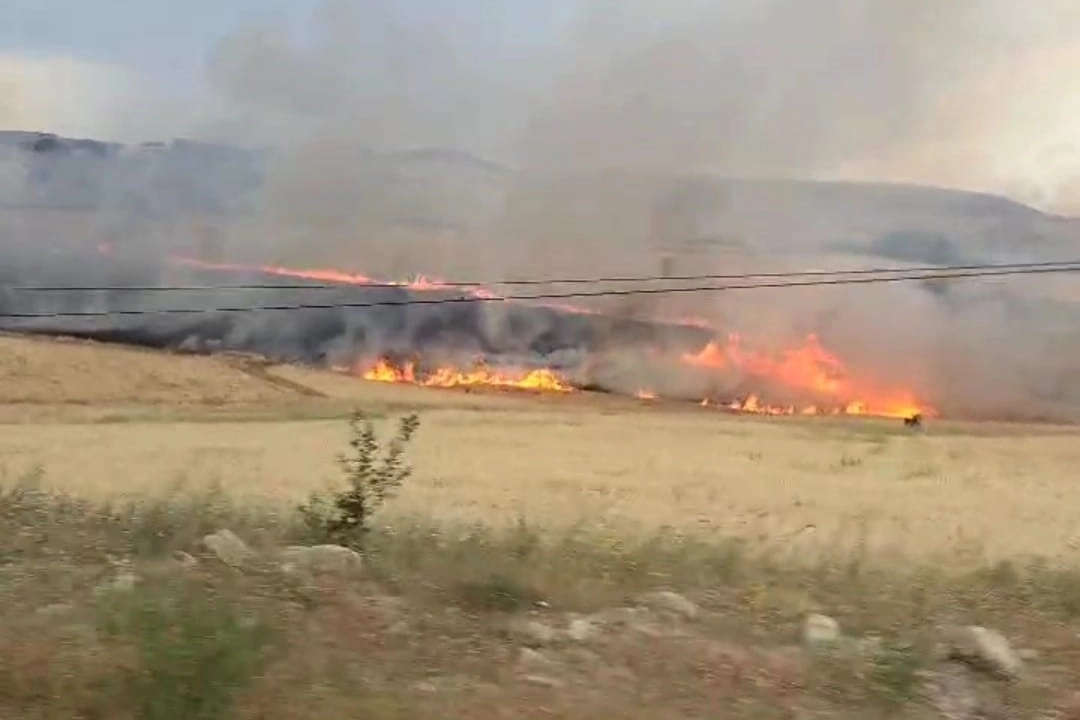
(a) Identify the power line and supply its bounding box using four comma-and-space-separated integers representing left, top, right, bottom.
3, 258, 1079, 292
1, 264, 1076, 320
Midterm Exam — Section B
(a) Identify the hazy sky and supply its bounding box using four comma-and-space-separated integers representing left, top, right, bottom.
1, 0, 574, 145
1, 0, 570, 89
2, 0, 1080, 212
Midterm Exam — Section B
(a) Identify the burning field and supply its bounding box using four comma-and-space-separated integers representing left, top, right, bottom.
0, 242, 937, 422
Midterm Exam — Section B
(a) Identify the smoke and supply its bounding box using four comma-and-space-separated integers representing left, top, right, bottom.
1, 0, 1079, 421
490, 0, 1080, 418
518, 0, 1080, 212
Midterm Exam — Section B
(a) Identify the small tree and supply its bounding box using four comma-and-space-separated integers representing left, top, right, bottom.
299, 409, 420, 549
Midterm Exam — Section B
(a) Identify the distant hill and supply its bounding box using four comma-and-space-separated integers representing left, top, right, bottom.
0, 130, 1076, 272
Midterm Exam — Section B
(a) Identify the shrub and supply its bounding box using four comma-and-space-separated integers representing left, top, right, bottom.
100, 578, 276, 720
298, 409, 420, 549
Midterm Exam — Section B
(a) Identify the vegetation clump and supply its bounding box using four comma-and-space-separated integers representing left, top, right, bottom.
298, 409, 421, 549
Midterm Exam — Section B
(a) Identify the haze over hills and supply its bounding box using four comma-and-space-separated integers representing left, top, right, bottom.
1, 129, 1076, 273
0, 130, 1078, 422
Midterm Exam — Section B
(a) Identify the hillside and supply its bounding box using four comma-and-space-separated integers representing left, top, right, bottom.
1, 130, 1076, 274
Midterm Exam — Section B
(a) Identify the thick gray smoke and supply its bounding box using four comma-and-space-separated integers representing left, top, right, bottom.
1, 0, 1079, 420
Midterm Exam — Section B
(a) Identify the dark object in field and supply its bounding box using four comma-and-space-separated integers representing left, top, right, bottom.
904, 413, 923, 429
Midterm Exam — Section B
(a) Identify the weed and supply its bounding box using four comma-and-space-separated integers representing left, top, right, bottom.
100, 577, 276, 720
298, 409, 420, 549
867, 642, 925, 709
1026, 563, 1080, 619
837, 454, 863, 469
454, 572, 544, 612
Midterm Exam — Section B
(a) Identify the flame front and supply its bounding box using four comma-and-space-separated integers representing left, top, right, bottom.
683, 334, 933, 419
128, 250, 938, 418
360, 358, 574, 393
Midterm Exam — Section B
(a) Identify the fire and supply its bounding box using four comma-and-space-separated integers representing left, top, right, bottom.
360, 358, 574, 393
683, 333, 935, 419
91, 247, 938, 418
362, 359, 418, 384
166, 255, 606, 316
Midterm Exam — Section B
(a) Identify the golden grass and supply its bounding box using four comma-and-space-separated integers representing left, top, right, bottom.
2, 335, 1079, 565
5, 335, 1080, 719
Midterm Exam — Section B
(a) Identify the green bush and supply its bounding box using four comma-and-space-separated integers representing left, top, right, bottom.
100, 578, 276, 720
298, 409, 420, 549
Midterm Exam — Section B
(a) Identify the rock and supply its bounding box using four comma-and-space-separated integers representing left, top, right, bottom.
637, 591, 700, 620
591, 607, 653, 627
523, 674, 565, 689
93, 571, 138, 597
589, 606, 685, 638
941, 626, 1023, 680
172, 551, 198, 569
566, 616, 599, 642
203, 530, 255, 569
509, 619, 560, 647
801, 613, 841, 651
281, 545, 363, 576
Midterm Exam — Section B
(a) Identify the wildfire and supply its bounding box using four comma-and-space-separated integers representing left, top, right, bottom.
683, 333, 934, 419
91, 248, 937, 419
360, 358, 575, 393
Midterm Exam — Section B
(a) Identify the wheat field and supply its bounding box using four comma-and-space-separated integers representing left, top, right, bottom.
2, 333, 1079, 564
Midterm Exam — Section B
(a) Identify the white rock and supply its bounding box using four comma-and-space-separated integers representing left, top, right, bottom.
591, 607, 652, 627
93, 571, 138, 597
566, 616, 599, 642
281, 545, 363, 576
801, 613, 841, 651
517, 648, 558, 672
943, 625, 1023, 680
172, 551, 199, 569
203, 530, 255, 568
637, 591, 700, 620
510, 619, 560, 647
523, 674, 565, 689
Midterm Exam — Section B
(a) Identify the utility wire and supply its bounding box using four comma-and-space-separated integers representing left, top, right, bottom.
3, 258, 1079, 292
1, 264, 1076, 320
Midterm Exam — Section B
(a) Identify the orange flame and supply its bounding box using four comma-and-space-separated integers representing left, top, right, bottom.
360, 358, 574, 393
684, 333, 934, 419
92, 248, 937, 418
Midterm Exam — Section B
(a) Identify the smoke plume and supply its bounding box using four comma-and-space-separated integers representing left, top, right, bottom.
1, 0, 1078, 421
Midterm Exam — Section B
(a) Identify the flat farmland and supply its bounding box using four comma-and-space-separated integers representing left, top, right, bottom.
2, 333, 1078, 565
7, 333, 1080, 718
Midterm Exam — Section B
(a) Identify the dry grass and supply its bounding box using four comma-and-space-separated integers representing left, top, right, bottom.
0, 336, 1077, 564
3, 335, 1080, 717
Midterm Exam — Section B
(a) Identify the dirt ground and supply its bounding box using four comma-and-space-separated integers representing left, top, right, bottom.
2, 333, 1079, 565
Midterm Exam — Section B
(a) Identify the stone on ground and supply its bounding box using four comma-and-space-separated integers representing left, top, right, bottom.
942, 625, 1023, 680
637, 591, 700, 620
801, 613, 841, 651
203, 529, 255, 568
281, 544, 364, 576
510, 619, 561, 647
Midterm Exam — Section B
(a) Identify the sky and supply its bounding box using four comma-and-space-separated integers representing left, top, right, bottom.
0, 0, 576, 146
2, 0, 1080, 212
1, 0, 571, 91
